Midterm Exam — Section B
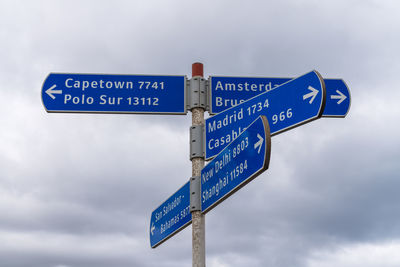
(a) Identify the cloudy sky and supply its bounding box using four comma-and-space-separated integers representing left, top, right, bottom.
1, 0, 400, 266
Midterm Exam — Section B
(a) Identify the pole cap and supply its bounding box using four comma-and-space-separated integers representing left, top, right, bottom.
192, 62, 204, 77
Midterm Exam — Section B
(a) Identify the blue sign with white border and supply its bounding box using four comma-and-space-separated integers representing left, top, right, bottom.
323, 79, 351, 117
201, 115, 271, 213
210, 76, 350, 117
205, 70, 326, 160
42, 73, 187, 114
150, 181, 192, 248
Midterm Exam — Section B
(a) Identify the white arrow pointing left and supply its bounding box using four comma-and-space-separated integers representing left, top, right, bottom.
45, 84, 62, 100
254, 133, 264, 154
303, 86, 319, 104
151, 223, 155, 236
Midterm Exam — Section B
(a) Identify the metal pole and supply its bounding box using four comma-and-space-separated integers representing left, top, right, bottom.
191, 62, 206, 267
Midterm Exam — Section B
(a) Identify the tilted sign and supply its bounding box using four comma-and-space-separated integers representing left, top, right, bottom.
210, 77, 350, 117
150, 181, 192, 248
42, 73, 187, 114
201, 116, 271, 213
205, 70, 326, 159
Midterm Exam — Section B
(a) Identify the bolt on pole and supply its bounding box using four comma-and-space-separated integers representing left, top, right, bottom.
191, 62, 206, 267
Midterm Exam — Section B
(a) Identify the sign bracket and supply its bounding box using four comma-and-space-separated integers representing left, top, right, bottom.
189, 125, 205, 159
190, 176, 201, 212
187, 77, 207, 110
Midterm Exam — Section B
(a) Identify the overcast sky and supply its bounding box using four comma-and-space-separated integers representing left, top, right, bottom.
1, 0, 400, 266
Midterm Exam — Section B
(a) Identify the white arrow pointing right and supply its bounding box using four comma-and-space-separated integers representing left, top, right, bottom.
330, 89, 347, 104
254, 133, 264, 154
45, 84, 63, 100
151, 223, 155, 236
303, 86, 319, 104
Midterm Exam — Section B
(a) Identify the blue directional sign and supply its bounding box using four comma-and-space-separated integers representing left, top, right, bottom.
42, 73, 187, 114
210, 76, 350, 117
201, 115, 271, 213
323, 79, 351, 117
150, 181, 192, 248
205, 70, 326, 159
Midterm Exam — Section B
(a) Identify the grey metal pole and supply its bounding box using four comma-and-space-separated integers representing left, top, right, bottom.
191, 62, 206, 267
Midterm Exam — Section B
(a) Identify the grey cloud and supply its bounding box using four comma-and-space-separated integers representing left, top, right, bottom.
1, 0, 400, 267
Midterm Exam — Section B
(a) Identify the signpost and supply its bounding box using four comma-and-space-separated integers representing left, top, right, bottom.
209, 76, 350, 117
205, 70, 326, 159
201, 116, 271, 213
41, 64, 350, 267
41, 73, 187, 114
150, 181, 192, 248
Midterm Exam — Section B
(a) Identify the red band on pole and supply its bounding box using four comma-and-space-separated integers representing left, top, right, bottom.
192, 62, 204, 78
